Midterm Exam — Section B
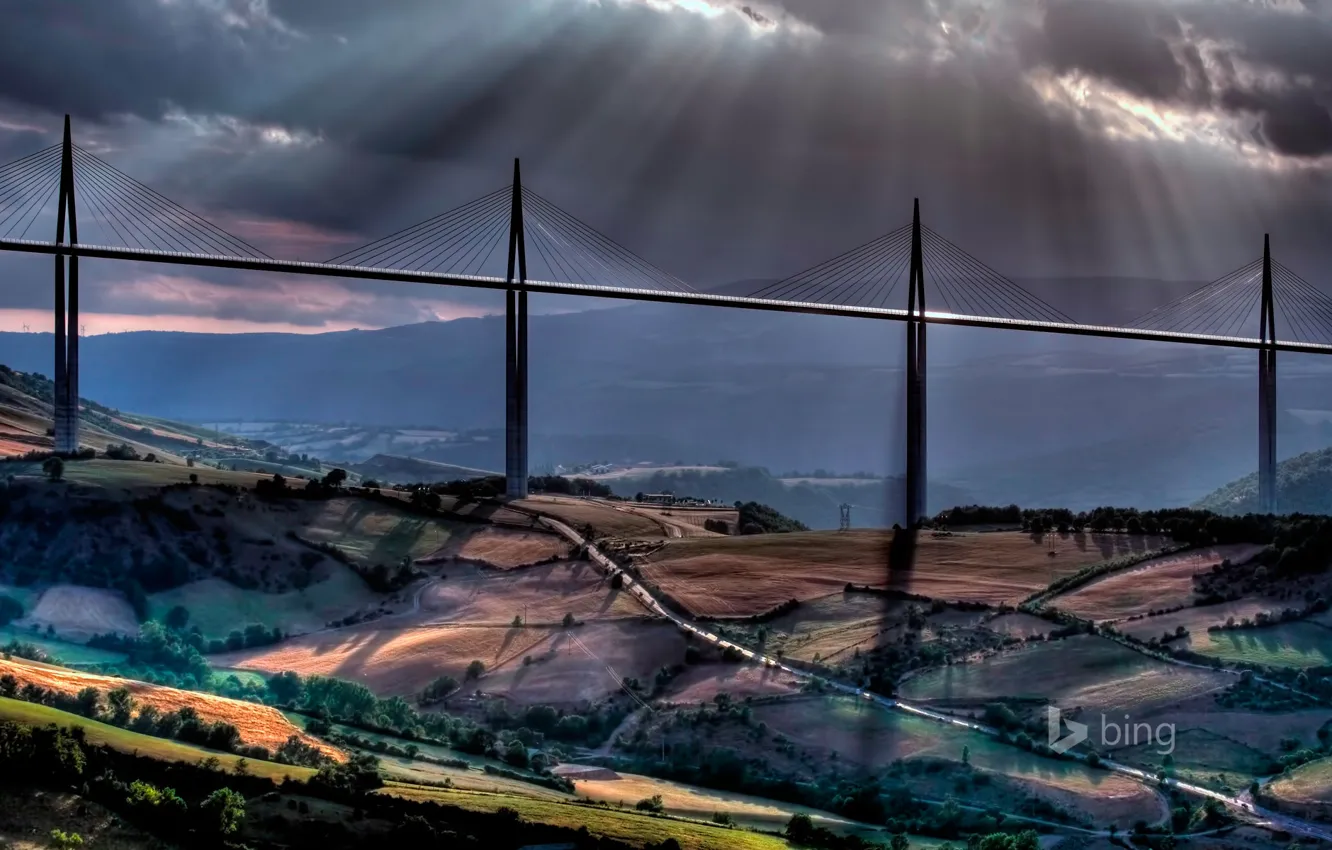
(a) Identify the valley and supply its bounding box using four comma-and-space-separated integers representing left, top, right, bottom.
0, 369, 1330, 850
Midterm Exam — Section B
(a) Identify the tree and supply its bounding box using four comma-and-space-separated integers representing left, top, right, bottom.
635, 794, 665, 813
504, 739, 529, 768
49, 830, 83, 849
785, 814, 815, 845
890, 834, 910, 850
200, 787, 246, 836
465, 660, 486, 680
420, 674, 458, 704
164, 605, 191, 631
42, 456, 64, 482
512, 614, 524, 628
266, 671, 304, 705
323, 468, 348, 488
962, 745, 970, 767
107, 687, 134, 726
74, 687, 102, 719
562, 612, 575, 628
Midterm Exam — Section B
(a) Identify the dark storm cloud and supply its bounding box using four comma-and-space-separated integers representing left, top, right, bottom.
1015, 0, 1332, 159
2, 0, 1332, 324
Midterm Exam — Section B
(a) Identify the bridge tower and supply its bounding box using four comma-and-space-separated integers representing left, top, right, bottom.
905, 199, 927, 527
1259, 234, 1277, 514
505, 159, 530, 500
53, 115, 80, 455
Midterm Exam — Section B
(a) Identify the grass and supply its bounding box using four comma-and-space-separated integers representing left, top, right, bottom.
1186, 621, 1332, 669
288, 715, 548, 778
641, 530, 1170, 617
380, 783, 798, 850
519, 496, 668, 538
1268, 755, 1332, 812
571, 771, 873, 834
148, 565, 379, 639
0, 655, 340, 759
898, 634, 1225, 717
754, 696, 1163, 826
0, 696, 315, 782
0, 625, 128, 666
301, 498, 461, 565
1050, 544, 1266, 621
1109, 728, 1274, 791
9, 457, 269, 489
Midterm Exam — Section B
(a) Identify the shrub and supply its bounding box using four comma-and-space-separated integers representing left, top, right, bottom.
49, 829, 83, 849
201, 787, 246, 836
636, 794, 665, 813
42, 456, 64, 481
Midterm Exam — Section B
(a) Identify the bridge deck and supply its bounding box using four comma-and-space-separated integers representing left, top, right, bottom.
3, 237, 1328, 355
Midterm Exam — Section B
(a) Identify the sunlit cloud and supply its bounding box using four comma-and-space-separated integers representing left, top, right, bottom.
156, 0, 303, 40
162, 108, 323, 151
88, 273, 499, 330
597, 0, 819, 37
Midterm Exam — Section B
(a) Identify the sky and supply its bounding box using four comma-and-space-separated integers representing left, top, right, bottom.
1, 0, 1332, 334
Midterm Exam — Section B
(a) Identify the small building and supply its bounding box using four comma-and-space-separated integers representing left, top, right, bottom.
640, 493, 675, 505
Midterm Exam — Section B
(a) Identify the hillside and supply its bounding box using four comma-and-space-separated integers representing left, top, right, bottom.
0, 363, 215, 463
351, 453, 498, 483
1195, 445, 1332, 515
3, 302, 1332, 510
594, 465, 969, 530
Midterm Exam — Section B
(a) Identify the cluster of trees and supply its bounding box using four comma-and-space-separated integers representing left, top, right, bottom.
703, 518, 731, 534
104, 443, 160, 462
418, 674, 459, 706
0, 719, 254, 843
736, 501, 808, 534
87, 621, 212, 683
254, 469, 350, 500
0, 708, 661, 850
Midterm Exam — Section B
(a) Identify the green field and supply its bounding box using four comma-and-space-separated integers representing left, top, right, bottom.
1188, 622, 1332, 669
0, 625, 128, 666
300, 499, 463, 566
381, 783, 798, 850
1109, 728, 1274, 791
1268, 755, 1332, 813
150, 565, 380, 639
755, 696, 1164, 827
8, 457, 268, 489
898, 635, 1206, 710
0, 696, 315, 782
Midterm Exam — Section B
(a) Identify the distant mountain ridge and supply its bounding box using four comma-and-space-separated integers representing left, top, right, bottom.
0, 276, 1326, 513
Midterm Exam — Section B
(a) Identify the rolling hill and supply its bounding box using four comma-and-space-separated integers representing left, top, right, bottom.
1, 289, 1330, 512
1195, 444, 1332, 515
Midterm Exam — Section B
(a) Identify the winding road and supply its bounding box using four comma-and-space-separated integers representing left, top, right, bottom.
538, 515, 1332, 844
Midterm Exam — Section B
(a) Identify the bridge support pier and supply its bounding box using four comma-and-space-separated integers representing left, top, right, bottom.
505, 159, 529, 500
905, 199, 927, 527
53, 115, 80, 456
1259, 234, 1276, 514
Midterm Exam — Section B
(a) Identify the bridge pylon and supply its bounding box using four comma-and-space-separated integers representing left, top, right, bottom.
905, 199, 927, 527
53, 115, 80, 456
1259, 234, 1276, 515
505, 158, 530, 500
